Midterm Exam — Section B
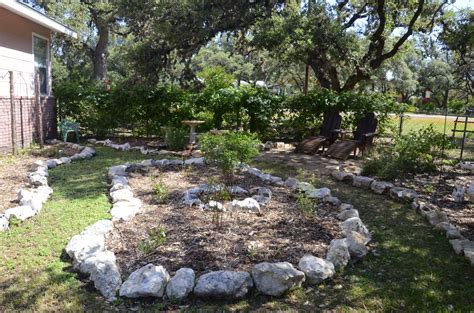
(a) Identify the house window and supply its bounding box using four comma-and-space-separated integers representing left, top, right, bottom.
33, 35, 48, 95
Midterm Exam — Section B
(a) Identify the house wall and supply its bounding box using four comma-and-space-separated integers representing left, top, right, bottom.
0, 96, 56, 154
0, 7, 52, 97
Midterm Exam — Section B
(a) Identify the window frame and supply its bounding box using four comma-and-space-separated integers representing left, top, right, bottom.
32, 32, 50, 96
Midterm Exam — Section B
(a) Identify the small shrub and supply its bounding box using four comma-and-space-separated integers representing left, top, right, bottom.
362, 126, 454, 180
296, 189, 318, 216
153, 176, 169, 204
138, 226, 167, 254
166, 128, 188, 151
200, 131, 261, 177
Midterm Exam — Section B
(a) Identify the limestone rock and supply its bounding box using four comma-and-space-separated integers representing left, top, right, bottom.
89, 254, 122, 301
452, 184, 465, 203
58, 157, 71, 164
464, 248, 474, 265
120, 264, 170, 298
0, 214, 9, 231
341, 217, 371, 242
337, 208, 359, 221
298, 182, 315, 192
184, 157, 205, 166
390, 187, 418, 202
370, 181, 394, 194
425, 210, 449, 226
4, 205, 36, 221
298, 255, 335, 284
352, 176, 374, 188
450, 239, 474, 255
228, 186, 248, 195
110, 199, 142, 221
284, 178, 299, 189
307, 187, 331, 200
325, 196, 341, 207
331, 171, 354, 182
251, 262, 305, 296
110, 188, 135, 203
46, 159, 58, 168
326, 239, 350, 269
65, 234, 105, 264
29, 173, 48, 187
108, 164, 128, 180
251, 187, 272, 205
165, 268, 195, 300
231, 198, 261, 214
346, 231, 369, 259
468, 180, 474, 203
81, 220, 114, 237
194, 271, 253, 299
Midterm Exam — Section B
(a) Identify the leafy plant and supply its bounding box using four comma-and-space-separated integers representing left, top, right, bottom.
362, 126, 454, 180
138, 226, 167, 254
199, 131, 261, 177
166, 128, 188, 151
153, 176, 169, 204
296, 189, 318, 216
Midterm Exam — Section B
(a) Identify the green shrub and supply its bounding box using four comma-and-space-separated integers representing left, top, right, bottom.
138, 226, 167, 254
362, 126, 454, 180
153, 176, 169, 203
166, 128, 188, 151
199, 131, 261, 176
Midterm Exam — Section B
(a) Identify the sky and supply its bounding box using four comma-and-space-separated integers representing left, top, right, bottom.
447, 0, 474, 10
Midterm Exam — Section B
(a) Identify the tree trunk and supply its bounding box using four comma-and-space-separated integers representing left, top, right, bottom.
92, 19, 109, 81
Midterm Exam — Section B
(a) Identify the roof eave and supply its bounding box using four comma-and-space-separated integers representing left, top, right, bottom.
0, 1, 78, 38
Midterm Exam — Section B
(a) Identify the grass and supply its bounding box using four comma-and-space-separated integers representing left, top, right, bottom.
0, 146, 146, 311
1, 147, 473, 311
388, 115, 474, 160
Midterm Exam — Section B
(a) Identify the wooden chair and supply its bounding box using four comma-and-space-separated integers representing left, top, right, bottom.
295, 109, 342, 154
324, 112, 378, 160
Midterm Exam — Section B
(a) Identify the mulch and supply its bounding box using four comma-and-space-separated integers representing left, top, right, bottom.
0, 144, 79, 214
106, 165, 342, 276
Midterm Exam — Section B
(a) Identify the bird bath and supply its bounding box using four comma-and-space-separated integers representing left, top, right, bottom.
182, 120, 205, 144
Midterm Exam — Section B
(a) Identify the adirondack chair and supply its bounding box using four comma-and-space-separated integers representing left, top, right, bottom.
59, 120, 80, 143
295, 109, 342, 154
324, 112, 378, 160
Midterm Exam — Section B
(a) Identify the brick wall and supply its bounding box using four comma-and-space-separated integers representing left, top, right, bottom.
0, 96, 57, 154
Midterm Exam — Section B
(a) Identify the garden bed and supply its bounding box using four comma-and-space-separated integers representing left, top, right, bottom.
106, 165, 342, 276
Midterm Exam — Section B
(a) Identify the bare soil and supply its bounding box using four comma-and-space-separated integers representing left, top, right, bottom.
106, 165, 342, 276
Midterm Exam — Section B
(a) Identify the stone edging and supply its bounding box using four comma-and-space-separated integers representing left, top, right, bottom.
0, 142, 96, 232
65, 146, 372, 301
330, 170, 474, 265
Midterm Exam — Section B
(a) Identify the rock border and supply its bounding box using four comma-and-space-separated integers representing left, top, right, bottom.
330, 169, 474, 266
0, 141, 96, 232
66, 143, 372, 301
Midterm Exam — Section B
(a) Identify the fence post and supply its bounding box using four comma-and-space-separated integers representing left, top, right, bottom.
9, 71, 17, 155
398, 113, 404, 136
35, 73, 44, 148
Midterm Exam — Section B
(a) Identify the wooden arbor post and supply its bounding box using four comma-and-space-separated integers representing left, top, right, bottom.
35, 73, 44, 148
9, 71, 17, 155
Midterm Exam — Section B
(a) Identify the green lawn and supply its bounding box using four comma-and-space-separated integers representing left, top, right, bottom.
0, 147, 473, 311
388, 115, 474, 160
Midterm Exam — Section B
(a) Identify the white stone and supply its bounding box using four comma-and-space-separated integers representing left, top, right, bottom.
89, 253, 122, 301
452, 184, 465, 203
110, 188, 135, 203
467, 180, 474, 202
450, 239, 474, 254
250, 187, 272, 204
346, 231, 369, 259
184, 157, 205, 166
110, 199, 142, 221
228, 186, 248, 195
111, 176, 128, 186
65, 234, 105, 264
306, 187, 331, 200
298, 182, 315, 192
251, 262, 305, 296
4, 205, 36, 221
77, 250, 116, 275
108, 165, 128, 180
331, 171, 354, 182
140, 159, 153, 167
81, 220, 114, 237
464, 248, 474, 265
59, 157, 71, 164
425, 210, 449, 226
325, 196, 341, 206
194, 271, 253, 299
370, 181, 394, 194
29, 173, 48, 187
46, 159, 58, 168
207, 201, 225, 211
231, 198, 261, 214
390, 187, 418, 202
342, 217, 371, 242
165, 268, 195, 300
326, 239, 350, 269
298, 255, 335, 284
36, 186, 53, 202
337, 208, 359, 221
120, 264, 170, 298
0, 214, 9, 231
352, 176, 374, 188
284, 177, 299, 189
